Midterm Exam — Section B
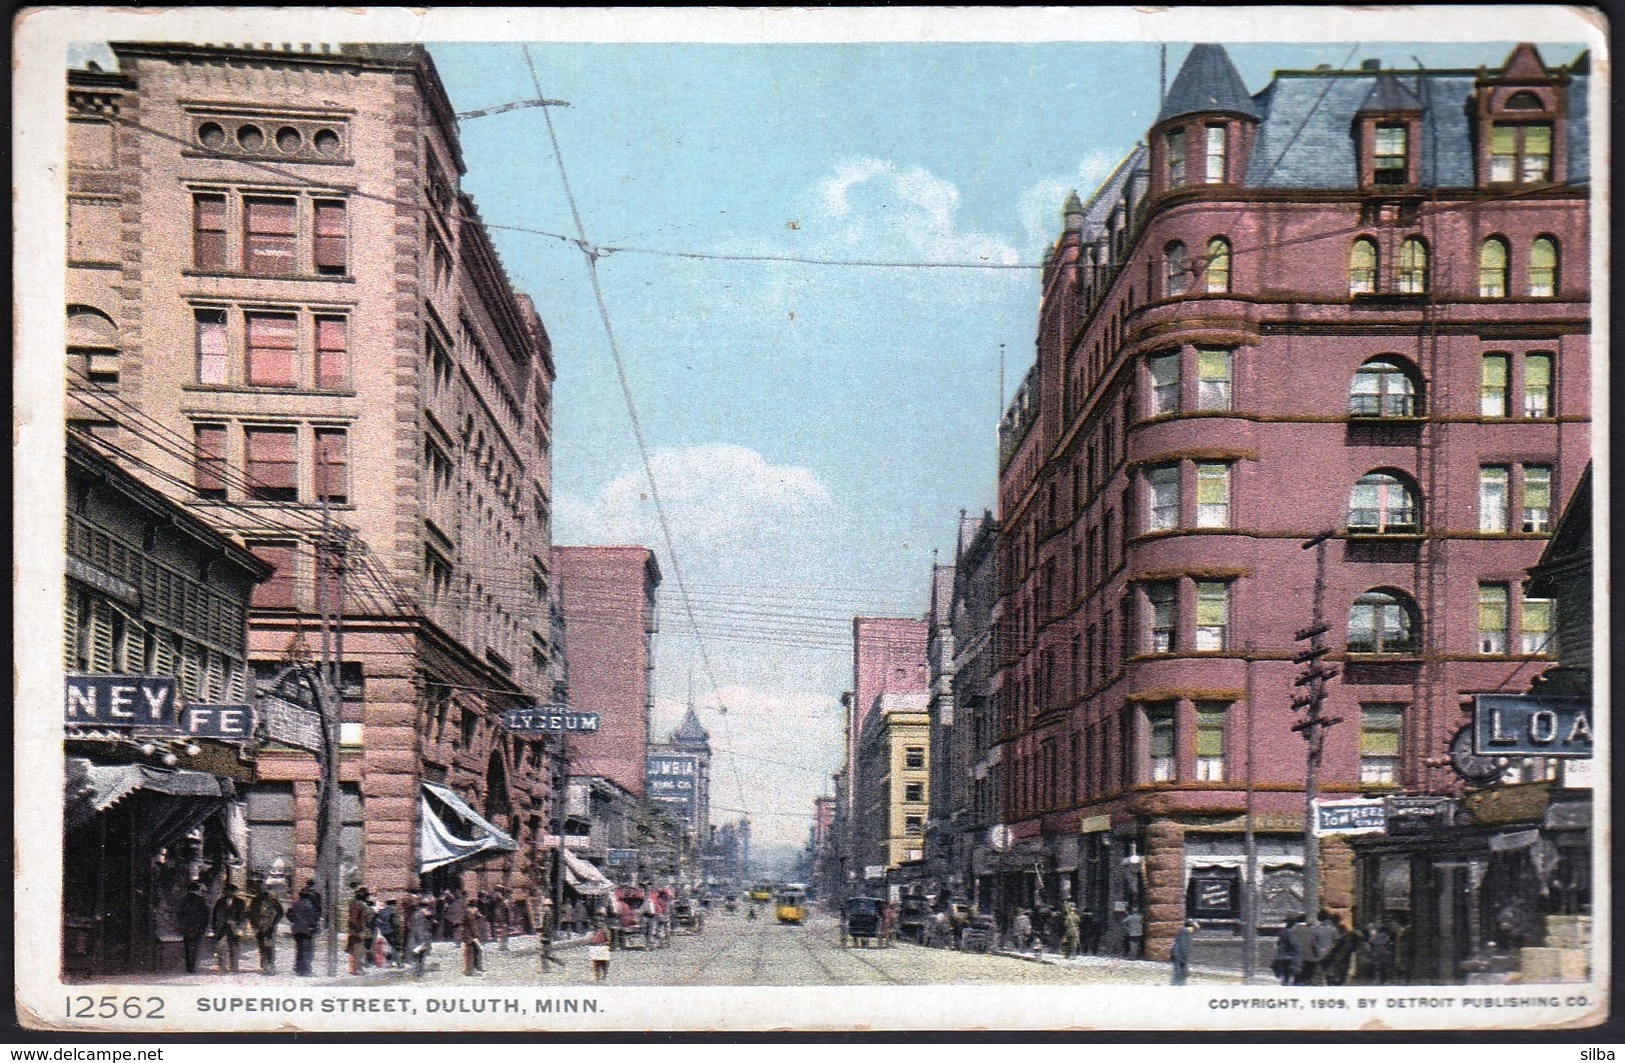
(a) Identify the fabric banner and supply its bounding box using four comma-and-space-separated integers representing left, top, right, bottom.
418, 781, 518, 873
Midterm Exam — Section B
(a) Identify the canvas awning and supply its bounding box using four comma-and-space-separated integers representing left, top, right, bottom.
65, 757, 236, 834
560, 847, 614, 895
419, 781, 518, 873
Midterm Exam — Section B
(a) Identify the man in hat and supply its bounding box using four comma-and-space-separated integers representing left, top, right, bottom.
345, 886, 375, 975
246, 878, 285, 974
210, 882, 246, 974
177, 881, 211, 974
1171, 920, 1199, 985
287, 886, 318, 976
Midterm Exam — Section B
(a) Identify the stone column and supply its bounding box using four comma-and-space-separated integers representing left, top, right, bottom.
1319, 833, 1355, 926
1143, 817, 1186, 960
361, 673, 422, 895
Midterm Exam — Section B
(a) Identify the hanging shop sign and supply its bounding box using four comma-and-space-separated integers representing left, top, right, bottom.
1473, 693, 1593, 758
259, 695, 325, 753
179, 703, 255, 740
65, 675, 177, 728
502, 705, 601, 734
1312, 798, 1388, 836
1385, 795, 1456, 835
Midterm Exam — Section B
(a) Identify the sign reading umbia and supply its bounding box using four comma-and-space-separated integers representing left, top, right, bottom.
1473, 693, 1593, 758
502, 705, 601, 734
64, 675, 254, 741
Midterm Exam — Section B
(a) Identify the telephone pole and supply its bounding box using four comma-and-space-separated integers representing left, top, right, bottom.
314, 514, 352, 977
1292, 532, 1341, 924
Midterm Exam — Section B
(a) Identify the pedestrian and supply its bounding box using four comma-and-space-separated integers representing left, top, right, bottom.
445, 887, 467, 944
1364, 923, 1395, 985
375, 896, 401, 967
1061, 904, 1081, 959
1272, 918, 1301, 986
1170, 920, 1198, 985
288, 888, 318, 976
639, 891, 657, 947
406, 894, 434, 977
588, 922, 611, 982
245, 878, 285, 974
1308, 912, 1340, 986
1324, 916, 1357, 986
461, 894, 485, 976
571, 900, 586, 936
1120, 909, 1143, 958
1289, 913, 1316, 985
1079, 908, 1101, 955
493, 886, 510, 951
210, 882, 245, 974
302, 879, 323, 927
345, 887, 374, 975
177, 881, 211, 974
1010, 908, 1032, 953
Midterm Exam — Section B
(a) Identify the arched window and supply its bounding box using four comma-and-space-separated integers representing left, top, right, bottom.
1204, 237, 1231, 293
1505, 90, 1544, 110
1478, 237, 1510, 297
1349, 238, 1378, 295
1529, 236, 1558, 297
1348, 472, 1420, 534
1348, 588, 1420, 655
1349, 357, 1419, 417
67, 305, 120, 384
1397, 238, 1428, 294
1164, 241, 1189, 296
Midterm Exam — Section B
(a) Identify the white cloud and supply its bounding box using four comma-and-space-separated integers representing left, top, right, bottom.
812, 157, 1021, 267
1017, 149, 1127, 252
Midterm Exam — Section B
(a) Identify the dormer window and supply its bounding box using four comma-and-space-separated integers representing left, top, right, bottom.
1373, 124, 1409, 184
1489, 122, 1552, 183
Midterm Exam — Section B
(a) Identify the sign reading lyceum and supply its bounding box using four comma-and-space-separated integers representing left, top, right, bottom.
501, 705, 601, 733
1473, 693, 1593, 758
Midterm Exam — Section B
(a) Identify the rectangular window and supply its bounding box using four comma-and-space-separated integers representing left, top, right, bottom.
1147, 703, 1176, 782
1149, 351, 1180, 414
1147, 581, 1176, 652
1521, 464, 1552, 532
247, 540, 296, 609
1195, 462, 1230, 528
1490, 122, 1553, 183
1480, 353, 1510, 417
1195, 702, 1227, 781
193, 424, 227, 501
243, 196, 297, 276
192, 193, 227, 270
1523, 354, 1552, 418
904, 746, 925, 769
1195, 580, 1229, 650
315, 316, 348, 390
903, 781, 925, 803
1195, 347, 1231, 410
1479, 465, 1509, 532
1148, 464, 1180, 531
244, 426, 298, 502
314, 427, 349, 505
245, 312, 297, 387
1478, 582, 1509, 654
1359, 704, 1404, 786
1373, 124, 1408, 183
313, 199, 347, 274
1521, 592, 1554, 654
1166, 128, 1185, 186
195, 309, 228, 385
904, 815, 923, 836
1204, 125, 1226, 183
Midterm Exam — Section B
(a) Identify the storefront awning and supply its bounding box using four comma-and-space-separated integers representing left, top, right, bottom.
65, 757, 236, 833
419, 781, 518, 873
560, 847, 614, 894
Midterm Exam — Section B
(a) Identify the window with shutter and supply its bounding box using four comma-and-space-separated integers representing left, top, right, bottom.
1523, 354, 1553, 417
315, 316, 347, 390
314, 427, 349, 504
243, 197, 298, 275
193, 193, 227, 270
1521, 465, 1552, 532
194, 424, 227, 500
1359, 704, 1404, 785
1195, 580, 1229, 650
1528, 237, 1558, 297
1147, 703, 1176, 781
1478, 583, 1509, 654
1195, 347, 1231, 410
313, 200, 347, 274
1204, 237, 1231, 293
244, 428, 298, 502
90, 599, 115, 673
1478, 465, 1510, 532
1349, 238, 1378, 295
1480, 354, 1510, 417
245, 313, 297, 387
1195, 702, 1227, 781
1195, 462, 1230, 527
1521, 594, 1554, 654
1397, 238, 1428, 294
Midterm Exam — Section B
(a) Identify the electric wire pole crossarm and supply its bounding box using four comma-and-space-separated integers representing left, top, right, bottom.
1293, 531, 1342, 926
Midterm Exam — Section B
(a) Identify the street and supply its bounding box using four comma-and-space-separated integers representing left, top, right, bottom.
145, 906, 1239, 988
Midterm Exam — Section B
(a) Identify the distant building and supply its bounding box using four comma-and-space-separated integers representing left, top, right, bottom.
553, 545, 661, 798
66, 42, 559, 902
840, 617, 928, 885
996, 43, 1590, 964
646, 704, 712, 841
63, 436, 270, 976
923, 562, 957, 891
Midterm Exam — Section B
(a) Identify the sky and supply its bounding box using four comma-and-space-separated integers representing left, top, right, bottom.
420, 33, 1589, 849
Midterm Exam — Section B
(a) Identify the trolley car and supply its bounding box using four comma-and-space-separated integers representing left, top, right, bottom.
773, 886, 807, 925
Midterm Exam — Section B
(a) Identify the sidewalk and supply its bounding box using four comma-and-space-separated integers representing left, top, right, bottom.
981, 944, 1245, 983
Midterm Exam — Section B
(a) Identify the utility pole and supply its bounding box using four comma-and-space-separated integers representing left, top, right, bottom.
1292, 532, 1342, 925
1242, 648, 1258, 982
314, 513, 351, 977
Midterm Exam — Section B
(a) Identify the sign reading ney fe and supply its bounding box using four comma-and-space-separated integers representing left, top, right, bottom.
1473, 693, 1593, 758
65, 676, 253, 740
502, 705, 601, 734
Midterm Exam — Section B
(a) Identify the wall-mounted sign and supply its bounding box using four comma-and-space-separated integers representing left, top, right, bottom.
502, 705, 601, 734
181, 704, 254, 740
260, 695, 325, 753
65, 675, 176, 728
1313, 798, 1387, 836
1473, 694, 1593, 758
606, 848, 638, 865
1385, 795, 1456, 835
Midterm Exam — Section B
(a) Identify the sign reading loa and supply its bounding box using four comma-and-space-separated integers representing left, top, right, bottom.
1473, 693, 1593, 758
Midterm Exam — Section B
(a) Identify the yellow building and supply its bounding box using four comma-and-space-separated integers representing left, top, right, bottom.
855, 692, 931, 874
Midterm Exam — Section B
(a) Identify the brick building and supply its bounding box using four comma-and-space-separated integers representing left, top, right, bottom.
995, 43, 1590, 964
855, 692, 932, 876
552, 545, 662, 798
65, 43, 560, 901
